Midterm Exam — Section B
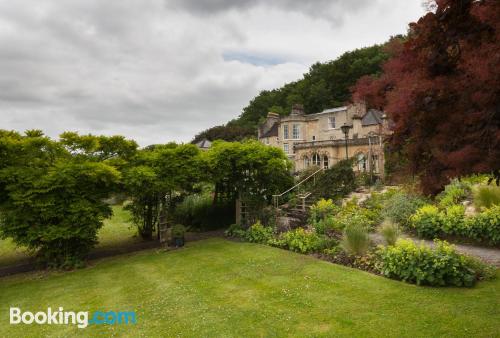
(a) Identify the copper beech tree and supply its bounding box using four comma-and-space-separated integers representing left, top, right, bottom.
352, 0, 500, 194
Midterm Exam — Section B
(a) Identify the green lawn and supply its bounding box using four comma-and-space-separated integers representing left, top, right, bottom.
1, 239, 498, 337
0, 205, 139, 266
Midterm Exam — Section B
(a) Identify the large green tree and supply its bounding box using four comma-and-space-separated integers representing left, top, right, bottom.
0, 131, 121, 267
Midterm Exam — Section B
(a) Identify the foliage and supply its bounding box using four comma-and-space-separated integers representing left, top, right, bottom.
244, 221, 274, 244
352, 0, 500, 194
312, 159, 357, 200
378, 220, 400, 246
171, 224, 186, 238
224, 223, 246, 238
376, 239, 478, 287
124, 144, 203, 239
410, 205, 443, 239
204, 140, 293, 203
309, 198, 338, 223
473, 185, 500, 209
381, 191, 426, 228
340, 222, 370, 256
191, 123, 255, 144
311, 216, 342, 235
437, 179, 470, 208
464, 205, 500, 245
270, 228, 327, 254
0, 131, 121, 268
173, 194, 235, 231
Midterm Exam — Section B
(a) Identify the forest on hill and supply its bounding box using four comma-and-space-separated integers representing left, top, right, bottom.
192, 40, 399, 144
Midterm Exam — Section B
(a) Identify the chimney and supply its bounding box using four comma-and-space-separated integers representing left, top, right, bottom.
290, 103, 305, 116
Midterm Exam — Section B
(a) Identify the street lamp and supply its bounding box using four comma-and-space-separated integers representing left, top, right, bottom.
340, 123, 352, 159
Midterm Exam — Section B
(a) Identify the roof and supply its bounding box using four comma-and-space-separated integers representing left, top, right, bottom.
196, 139, 212, 149
261, 122, 279, 138
361, 109, 384, 126
311, 106, 348, 116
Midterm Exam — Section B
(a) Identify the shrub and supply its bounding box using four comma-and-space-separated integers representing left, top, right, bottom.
441, 204, 466, 236
341, 222, 370, 256
437, 179, 470, 208
312, 159, 357, 200
410, 205, 442, 239
309, 198, 338, 223
271, 228, 327, 254
225, 223, 246, 238
244, 221, 274, 244
312, 215, 344, 235
464, 205, 500, 245
473, 185, 500, 209
171, 224, 186, 238
378, 220, 400, 246
376, 239, 478, 287
382, 192, 426, 228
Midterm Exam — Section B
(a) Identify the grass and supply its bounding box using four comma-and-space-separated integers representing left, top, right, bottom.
0, 205, 139, 266
1, 238, 499, 337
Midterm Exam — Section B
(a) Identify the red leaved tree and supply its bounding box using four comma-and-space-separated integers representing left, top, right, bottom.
352, 0, 500, 194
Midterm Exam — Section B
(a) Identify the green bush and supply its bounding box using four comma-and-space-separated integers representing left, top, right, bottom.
224, 223, 246, 238
271, 228, 327, 254
244, 221, 274, 244
437, 179, 470, 208
410, 205, 443, 239
473, 185, 500, 209
341, 222, 370, 256
312, 159, 357, 200
465, 205, 500, 245
382, 192, 426, 228
309, 198, 338, 223
441, 204, 466, 236
376, 239, 478, 287
378, 220, 400, 246
312, 215, 343, 235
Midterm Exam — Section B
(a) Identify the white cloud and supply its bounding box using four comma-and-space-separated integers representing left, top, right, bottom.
0, 0, 425, 145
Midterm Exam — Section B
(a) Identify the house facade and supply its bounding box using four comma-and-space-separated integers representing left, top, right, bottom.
258, 103, 389, 177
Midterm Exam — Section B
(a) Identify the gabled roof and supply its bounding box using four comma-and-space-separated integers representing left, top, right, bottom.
361, 109, 384, 126
261, 122, 279, 138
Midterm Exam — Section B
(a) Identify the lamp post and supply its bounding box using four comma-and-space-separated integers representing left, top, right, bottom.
340, 123, 352, 160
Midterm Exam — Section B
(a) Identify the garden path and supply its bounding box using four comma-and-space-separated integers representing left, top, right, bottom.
369, 233, 500, 267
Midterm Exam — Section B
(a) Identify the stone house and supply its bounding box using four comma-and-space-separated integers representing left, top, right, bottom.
258, 103, 389, 178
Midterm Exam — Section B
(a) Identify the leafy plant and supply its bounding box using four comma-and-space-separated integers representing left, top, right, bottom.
382, 191, 426, 228
340, 222, 370, 256
473, 185, 500, 209
376, 239, 478, 287
464, 205, 500, 245
378, 220, 400, 246
410, 205, 442, 239
244, 221, 274, 244
225, 223, 246, 238
271, 228, 327, 254
437, 179, 470, 209
309, 198, 338, 223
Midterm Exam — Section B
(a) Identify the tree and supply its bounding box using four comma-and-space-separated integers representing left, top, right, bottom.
0, 131, 120, 267
352, 0, 500, 194
123, 144, 203, 239
204, 140, 293, 203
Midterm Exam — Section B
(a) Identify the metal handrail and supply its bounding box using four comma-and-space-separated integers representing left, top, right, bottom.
273, 167, 324, 207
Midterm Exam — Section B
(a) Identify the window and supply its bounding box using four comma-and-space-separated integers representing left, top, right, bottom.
283, 143, 289, 154
312, 153, 321, 166
372, 155, 379, 173
358, 154, 366, 172
303, 156, 310, 168
328, 116, 336, 129
283, 125, 289, 139
292, 124, 300, 139
312, 135, 316, 141
323, 155, 329, 169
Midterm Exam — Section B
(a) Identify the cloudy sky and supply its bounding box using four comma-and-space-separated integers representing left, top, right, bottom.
0, 0, 425, 146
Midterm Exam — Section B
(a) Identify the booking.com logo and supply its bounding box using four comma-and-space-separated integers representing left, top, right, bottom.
10, 307, 136, 329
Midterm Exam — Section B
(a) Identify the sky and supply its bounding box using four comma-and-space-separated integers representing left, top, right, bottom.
0, 0, 426, 146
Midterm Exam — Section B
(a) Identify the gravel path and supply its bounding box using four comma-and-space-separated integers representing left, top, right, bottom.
370, 233, 500, 267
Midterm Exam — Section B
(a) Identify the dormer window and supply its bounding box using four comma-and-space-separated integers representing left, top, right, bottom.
328, 116, 336, 129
